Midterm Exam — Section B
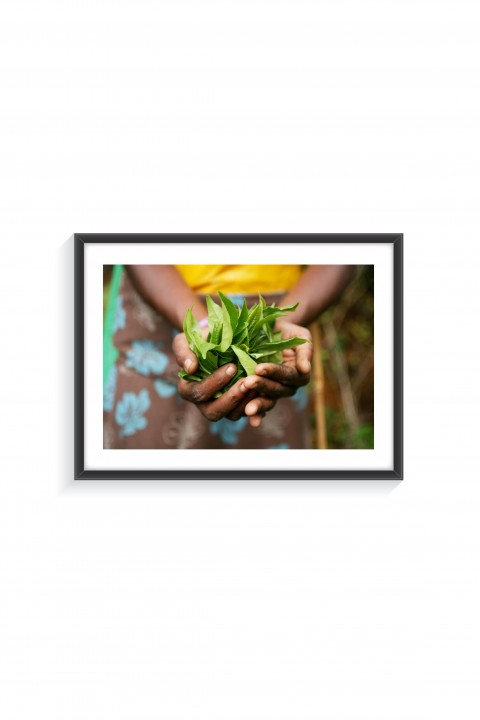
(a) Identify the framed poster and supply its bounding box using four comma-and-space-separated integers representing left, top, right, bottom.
75, 234, 402, 479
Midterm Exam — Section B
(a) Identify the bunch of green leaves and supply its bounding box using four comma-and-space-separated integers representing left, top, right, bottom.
178, 292, 308, 394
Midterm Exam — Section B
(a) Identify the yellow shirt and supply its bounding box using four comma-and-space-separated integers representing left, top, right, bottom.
176, 265, 301, 295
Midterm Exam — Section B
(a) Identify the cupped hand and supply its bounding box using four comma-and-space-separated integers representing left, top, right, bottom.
173, 332, 257, 423
178, 363, 258, 422
273, 320, 313, 374
172, 330, 205, 377
173, 323, 312, 427
242, 321, 313, 427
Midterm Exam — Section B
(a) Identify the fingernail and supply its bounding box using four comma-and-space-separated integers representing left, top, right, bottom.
226, 365, 235, 376
184, 358, 192, 371
244, 376, 256, 389
303, 361, 311, 373
248, 403, 258, 415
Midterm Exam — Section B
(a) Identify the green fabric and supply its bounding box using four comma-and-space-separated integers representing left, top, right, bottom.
103, 265, 123, 387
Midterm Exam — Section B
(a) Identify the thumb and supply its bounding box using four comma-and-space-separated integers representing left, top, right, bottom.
295, 340, 312, 375
172, 333, 199, 373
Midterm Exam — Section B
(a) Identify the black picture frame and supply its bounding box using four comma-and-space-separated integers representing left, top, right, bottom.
75, 233, 403, 480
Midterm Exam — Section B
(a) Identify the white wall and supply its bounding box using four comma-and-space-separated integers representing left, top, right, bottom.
1, 1, 479, 718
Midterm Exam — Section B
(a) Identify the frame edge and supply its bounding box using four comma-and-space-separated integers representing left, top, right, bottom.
74, 233, 403, 480
74, 235, 85, 479
393, 234, 404, 479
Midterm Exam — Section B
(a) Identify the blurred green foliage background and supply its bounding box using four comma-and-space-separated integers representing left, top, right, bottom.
315, 265, 374, 449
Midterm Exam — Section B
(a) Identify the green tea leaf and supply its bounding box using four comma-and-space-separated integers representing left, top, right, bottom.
183, 307, 196, 351
238, 298, 249, 327
247, 303, 262, 332
263, 301, 299, 314
219, 319, 233, 352
252, 350, 283, 364
178, 370, 203, 382
278, 302, 299, 313
191, 330, 217, 359
216, 294, 234, 351
198, 353, 217, 374
206, 296, 223, 335
216, 349, 235, 361
264, 321, 273, 343
231, 345, 258, 375
218, 291, 239, 335
205, 350, 218, 369
210, 321, 222, 346
250, 309, 292, 336
232, 324, 248, 346
252, 337, 309, 356
266, 351, 283, 364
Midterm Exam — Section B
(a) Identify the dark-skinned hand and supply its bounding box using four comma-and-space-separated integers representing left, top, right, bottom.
173, 332, 260, 422
173, 320, 312, 426
242, 320, 313, 427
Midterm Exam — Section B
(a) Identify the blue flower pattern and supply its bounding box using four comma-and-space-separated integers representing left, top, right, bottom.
115, 389, 151, 437
126, 340, 168, 376
113, 295, 126, 332
154, 379, 177, 398
210, 417, 248, 445
103, 366, 117, 412
292, 385, 309, 411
